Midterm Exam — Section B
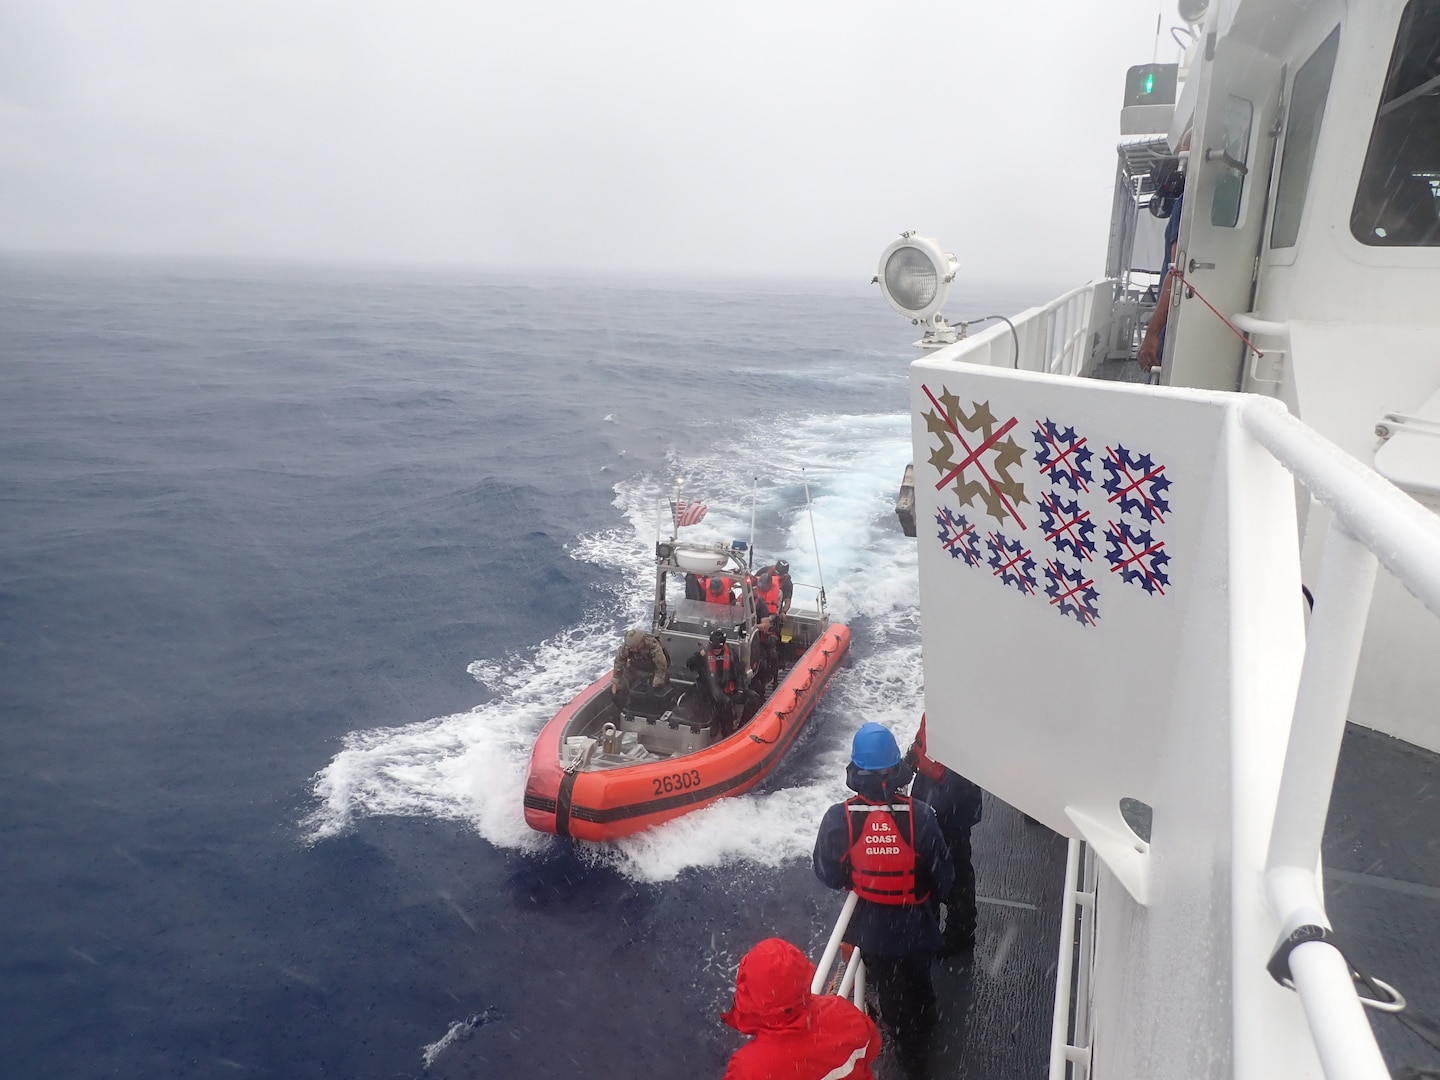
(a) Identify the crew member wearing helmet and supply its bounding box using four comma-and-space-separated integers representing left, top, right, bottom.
700, 574, 738, 605
610, 628, 670, 707
687, 628, 746, 737
812, 722, 954, 1078
907, 714, 983, 956
754, 559, 793, 616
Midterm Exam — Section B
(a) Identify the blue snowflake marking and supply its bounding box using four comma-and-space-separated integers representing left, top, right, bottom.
986, 531, 1038, 596
935, 507, 983, 568
1103, 519, 1171, 595
1038, 491, 1096, 562
1032, 419, 1094, 493
1102, 443, 1171, 523
1043, 558, 1100, 626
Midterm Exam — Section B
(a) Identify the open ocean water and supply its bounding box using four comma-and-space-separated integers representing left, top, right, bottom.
0, 255, 1054, 1079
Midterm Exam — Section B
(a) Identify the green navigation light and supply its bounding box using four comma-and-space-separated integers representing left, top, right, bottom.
1143, 71, 1155, 95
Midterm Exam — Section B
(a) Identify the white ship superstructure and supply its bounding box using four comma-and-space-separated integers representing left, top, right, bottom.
818, 1, 1440, 1076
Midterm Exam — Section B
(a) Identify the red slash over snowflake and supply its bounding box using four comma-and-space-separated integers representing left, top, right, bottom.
1032, 419, 1094, 493
986, 531, 1037, 595
1104, 520, 1171, 595
1102, 444, 1171, 523
922, 384, 1029, 529
936, 507, 983, 567
1038, 491, 1096, 562
1043, 558, 1100, 626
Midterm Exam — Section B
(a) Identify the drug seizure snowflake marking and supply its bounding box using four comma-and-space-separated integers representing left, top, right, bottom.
986, 531, 1038, 595
1102, 444, 1171, 523
923, 383, 1177, 622
1043, 559, 1100, 626
1032, 419, 1094, 493
936, 507, 983, 567
1038, 491, 1096, 562
922, 384, 1030, 529
1103, 520, 1171, 595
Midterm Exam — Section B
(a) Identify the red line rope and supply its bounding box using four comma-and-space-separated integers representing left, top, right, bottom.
1172, 271, 1264, 358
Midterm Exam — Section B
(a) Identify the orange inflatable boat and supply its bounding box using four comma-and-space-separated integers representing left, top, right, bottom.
523, 539, 850, 841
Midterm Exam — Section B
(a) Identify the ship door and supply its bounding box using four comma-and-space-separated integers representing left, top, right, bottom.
1163, 37, 1284, 391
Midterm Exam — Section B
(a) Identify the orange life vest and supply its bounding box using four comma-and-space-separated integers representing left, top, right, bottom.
844, 796, 929, 906
702, 575, 736, 604
752, 574, 781, 612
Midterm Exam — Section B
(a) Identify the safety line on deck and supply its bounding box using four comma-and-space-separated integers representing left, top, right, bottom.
977, 895, 1040, 911
1327, 868, 1440, 902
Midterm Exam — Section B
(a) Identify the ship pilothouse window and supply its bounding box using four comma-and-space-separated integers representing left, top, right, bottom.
1351, 0, 1440, 246
1271, 28, 1341, 249
1211, 95, 1254, 227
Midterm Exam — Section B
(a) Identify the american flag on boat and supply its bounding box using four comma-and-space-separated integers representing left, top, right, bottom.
671, 498, 708, 528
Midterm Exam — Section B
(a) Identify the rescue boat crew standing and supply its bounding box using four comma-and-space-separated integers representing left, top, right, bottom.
754, 559, 793, 615
720, 937, 880, 1080
687, 628, 745, 736
813, 722, 953, 1079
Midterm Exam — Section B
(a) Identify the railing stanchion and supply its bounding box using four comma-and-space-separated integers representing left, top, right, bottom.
812, 891, 859, 995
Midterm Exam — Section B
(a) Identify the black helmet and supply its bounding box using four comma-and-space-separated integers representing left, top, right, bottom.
775, 560, 789, 574
709, 628, 727, 647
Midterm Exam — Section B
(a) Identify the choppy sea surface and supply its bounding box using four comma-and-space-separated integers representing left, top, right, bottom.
0, 255, 1053, 1079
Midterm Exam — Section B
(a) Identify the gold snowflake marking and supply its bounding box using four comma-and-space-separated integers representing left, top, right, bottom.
924, 388, 1029, 529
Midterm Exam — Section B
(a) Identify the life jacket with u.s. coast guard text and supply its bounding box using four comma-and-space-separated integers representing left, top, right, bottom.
703, 644, 738, 695
843, 795, 929, 905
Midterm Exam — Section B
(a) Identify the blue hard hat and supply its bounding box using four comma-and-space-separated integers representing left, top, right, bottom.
851, 722, 902, 771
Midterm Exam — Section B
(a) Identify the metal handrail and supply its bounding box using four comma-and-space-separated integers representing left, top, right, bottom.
936, 280, 1113, 378
1048, 838, 1084, 1080
1240, 395, 1440, 1080
812, 891, 865, 1008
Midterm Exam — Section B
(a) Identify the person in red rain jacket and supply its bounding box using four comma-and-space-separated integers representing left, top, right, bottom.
721, 937, 880, 1080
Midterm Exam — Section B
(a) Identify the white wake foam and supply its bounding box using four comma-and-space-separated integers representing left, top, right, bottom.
304, 411, 926, 881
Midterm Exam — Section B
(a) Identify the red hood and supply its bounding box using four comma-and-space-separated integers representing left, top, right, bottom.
721, 938, 815, 1036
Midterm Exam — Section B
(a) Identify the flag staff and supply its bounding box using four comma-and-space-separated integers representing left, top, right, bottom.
668, 478, 685, 540
802, 467, 827, 613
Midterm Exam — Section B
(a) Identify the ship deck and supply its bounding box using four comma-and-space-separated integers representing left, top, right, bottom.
1325, 723, 1440, 1076
882, 798, 1069, 1079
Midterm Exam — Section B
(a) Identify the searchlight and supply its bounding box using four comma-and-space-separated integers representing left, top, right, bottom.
873, 232, 961, 350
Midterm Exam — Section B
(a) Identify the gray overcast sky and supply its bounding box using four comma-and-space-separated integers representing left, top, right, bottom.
1, 1, 1173, 282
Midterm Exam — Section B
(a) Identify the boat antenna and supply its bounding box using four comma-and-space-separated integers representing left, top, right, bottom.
748, 475, 758, 569
801, 467, 827, 612
1152, 9, 1161, 62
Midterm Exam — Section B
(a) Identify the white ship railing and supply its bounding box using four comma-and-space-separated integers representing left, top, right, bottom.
1049, 838, 1096, 1080
812, 891, 866, 1007
1240, 398, 1440, 1080
951, 280, 1114, 377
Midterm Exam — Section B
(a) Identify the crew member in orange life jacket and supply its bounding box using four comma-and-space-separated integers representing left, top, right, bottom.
699, 574, 737, 605
687, 628, 745, 736
753, 560, 792, 615
813, 723, 953, 1079
752, 570, 782, 618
